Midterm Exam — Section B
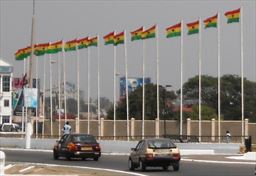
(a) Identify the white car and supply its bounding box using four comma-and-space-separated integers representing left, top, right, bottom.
0, 123, 21, 132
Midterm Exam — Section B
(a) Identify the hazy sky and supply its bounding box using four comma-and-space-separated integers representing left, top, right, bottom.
0, 0, 255, 101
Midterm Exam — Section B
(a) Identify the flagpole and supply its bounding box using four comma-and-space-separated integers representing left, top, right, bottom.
180, 20, 184, 136
22, 59, 26, 133
62, 41, 67, 123
87, 46, 91, 134
156, 25, 160, 137
217, 13, 221, 143
58, 52, 61, 137
35, 54, 38, 138
142, 39, 145, 140
241, 6, 244, 142
124, 30, 130, 141
42, 54, 46, 137
49, 50, 53, 136
76, 42, 80, 133
199, 18, 202, 142
113, 38, 117, 141
97, 35, 101, 139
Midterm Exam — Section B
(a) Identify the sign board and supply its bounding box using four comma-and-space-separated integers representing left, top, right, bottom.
120, 77, 151, 98
24, 88, 38, 108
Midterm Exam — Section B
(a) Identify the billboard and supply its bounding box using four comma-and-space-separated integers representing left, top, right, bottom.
24, 88, 38, 108
120, 77, 151, 98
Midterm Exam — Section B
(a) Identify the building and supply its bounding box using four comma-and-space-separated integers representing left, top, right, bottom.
0, 59, 13, 124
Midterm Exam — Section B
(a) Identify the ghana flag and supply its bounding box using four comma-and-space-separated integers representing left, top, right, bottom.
88, 36, 98, 47
131, 27, 143, 41
187, 20, 199, 35
225, 8, 240, 23
65, 39, 77, 52
204, 14, 217, 28
104, 32, 115, 45
114, 31, 125, 46
47, 41, 62, 54
15, 46, 31, 60
34, 43, 49, 56
166, 23, 181, 38
142, 25, 156, 39
77, 37, 89, 49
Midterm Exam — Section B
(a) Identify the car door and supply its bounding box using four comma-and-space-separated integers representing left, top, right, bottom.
58, 134, 69, 155
132, 140, 145, 164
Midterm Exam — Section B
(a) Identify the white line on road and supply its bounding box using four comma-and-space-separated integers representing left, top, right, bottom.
19, 165, 35, 173
182, 158, 256, 165
4, 164, 14, 170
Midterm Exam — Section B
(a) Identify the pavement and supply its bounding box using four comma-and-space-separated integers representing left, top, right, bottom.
2, 149, 256, 176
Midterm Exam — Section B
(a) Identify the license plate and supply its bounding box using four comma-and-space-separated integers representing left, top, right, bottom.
82, 146, 92, 151
156, 149, 170, 153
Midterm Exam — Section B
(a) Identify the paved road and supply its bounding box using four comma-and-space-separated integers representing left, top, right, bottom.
3, 150, 256, 176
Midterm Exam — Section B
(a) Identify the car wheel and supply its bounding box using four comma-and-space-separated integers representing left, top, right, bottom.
173, 162, 180, 171
53, 151, 59, 160
93, 157, 99, 161
128, 158, 135, 171
138, 159, 146, 171
163, 165, 168, 171
66, 156, 72, 161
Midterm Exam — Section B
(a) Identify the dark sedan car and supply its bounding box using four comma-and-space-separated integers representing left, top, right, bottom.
53, 134, 101, 161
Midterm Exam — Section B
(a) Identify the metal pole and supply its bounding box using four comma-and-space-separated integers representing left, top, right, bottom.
124, 31, 130, 141
156, 25, 160, 136
87, 47, 90, 134
42, 54, 46, 137
217, 13, 221, 143
76, 43, 80, 133
180, 21, 183, 136
142, 39, 145, 139
113, 44, 116, 140
35, 54, 38, 138
58, 52, 61, 137
97, 35, 101, 138
241, 6, 244, 143
62, 41, 67, 123
49, 53, 53, 136
199, 18, 202, 142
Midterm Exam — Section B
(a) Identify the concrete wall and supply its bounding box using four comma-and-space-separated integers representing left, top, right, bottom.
42, 118, 256, 143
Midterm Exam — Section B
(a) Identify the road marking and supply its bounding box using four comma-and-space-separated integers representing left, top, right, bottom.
19, 165, 35, 173
4, 164, 14, 170
182, 158, 256, 165
10, 162, 149, 176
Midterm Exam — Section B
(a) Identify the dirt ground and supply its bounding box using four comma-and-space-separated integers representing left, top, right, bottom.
5, 164, 130, 176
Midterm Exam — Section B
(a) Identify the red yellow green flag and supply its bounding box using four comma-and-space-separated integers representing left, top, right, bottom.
88, 36, 98, 47
114, 31, 125, 46
204, 14, 217, 28
77, 37, 89, 49
225, 8, 240, 23
34, 43, 49, 56
104, 32, 115, 45
15, 46, 31, 60
64, 39, 77, 52
142, 25, 156, 39
131, 27, 143, 41
187, 20, 199, 35
166, 23, 181, 38
47, 41, 62, 54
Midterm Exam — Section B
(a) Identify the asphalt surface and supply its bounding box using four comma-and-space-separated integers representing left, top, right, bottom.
2, 150, 256, 176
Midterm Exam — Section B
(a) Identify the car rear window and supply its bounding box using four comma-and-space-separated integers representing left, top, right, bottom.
147, 139, 176, 149
71, 135, 97, 143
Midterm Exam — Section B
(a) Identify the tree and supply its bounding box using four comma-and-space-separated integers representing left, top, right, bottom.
107, 83, 177, 120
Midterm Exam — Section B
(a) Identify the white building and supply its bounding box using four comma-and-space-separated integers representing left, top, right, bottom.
0, 59, 13, 124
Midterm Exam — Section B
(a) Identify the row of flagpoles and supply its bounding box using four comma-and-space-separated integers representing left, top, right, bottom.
16, 8, 244, 141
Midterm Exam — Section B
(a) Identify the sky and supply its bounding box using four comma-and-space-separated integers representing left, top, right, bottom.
0, 0, 255, 102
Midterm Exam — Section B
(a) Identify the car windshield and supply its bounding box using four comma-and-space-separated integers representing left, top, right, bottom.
147, 139, 176, 149
71, 135, 97, 143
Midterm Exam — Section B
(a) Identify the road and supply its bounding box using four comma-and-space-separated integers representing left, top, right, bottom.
3, 150, 255, 176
